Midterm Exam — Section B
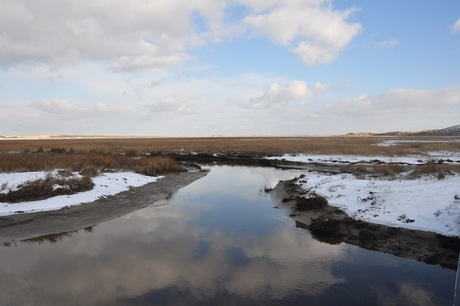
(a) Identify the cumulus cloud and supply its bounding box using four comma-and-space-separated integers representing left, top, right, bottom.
0, 0, 226, 70
0, 0, 361, 71
241, 0, 361, 66
453, 18, 460, 34
248, 80, 334, 109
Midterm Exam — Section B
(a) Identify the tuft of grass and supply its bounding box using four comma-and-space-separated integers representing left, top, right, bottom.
380, 163, 404, 176
0, 174, 94, 203
353, 163, 404, 178
136, 156, 184, 176
79, 166, 100, 177
411, 162, 457, 179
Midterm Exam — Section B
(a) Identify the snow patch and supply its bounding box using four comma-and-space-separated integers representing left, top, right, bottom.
297, 172, 460, 237
267, 153, 460, 165
0, 172, 162, 216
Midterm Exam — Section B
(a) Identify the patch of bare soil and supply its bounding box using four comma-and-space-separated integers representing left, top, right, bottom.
0, 170, 208, 244
271, 178, 460, 270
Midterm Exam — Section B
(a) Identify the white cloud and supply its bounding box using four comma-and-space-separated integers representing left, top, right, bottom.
292, 42, 338, 65
247, 80, 336, 109
242, 1, 361, 66
0, 0, 361, 71
453, 18, 460, 34
1, 85, 459, 136
0, 0, 227, 70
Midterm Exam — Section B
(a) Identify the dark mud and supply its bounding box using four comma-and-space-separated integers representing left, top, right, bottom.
271, 178, 460, 270
0, 170, 208, 244
175, 153, 351, 173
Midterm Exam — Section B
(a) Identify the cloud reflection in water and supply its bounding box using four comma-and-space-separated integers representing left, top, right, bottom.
0, 166, 454, 305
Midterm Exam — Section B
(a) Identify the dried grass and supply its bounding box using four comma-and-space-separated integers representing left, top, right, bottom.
0, 151, 182, 175
410, 162, 457, 179
1, 135, 459, 157
1, 136, 459, 176
353, 163, 405, 178
0, 174, 94, 203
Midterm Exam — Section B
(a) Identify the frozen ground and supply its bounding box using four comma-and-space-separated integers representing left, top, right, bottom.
268, 154, 460, 237
373, 139, 460, 147
267, 152, 460, 165
0, 171, 162, 216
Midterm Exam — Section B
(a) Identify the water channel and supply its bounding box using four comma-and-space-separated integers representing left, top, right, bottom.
0, 165, 456, 305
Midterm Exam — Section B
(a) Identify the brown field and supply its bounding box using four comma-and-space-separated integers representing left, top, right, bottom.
1, 135, 460, 155
1, 136, 460, 173
1, 136, 460, 202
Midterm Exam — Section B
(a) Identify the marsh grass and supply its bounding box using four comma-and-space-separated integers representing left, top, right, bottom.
353, 162, 460, 180
1, 136, 459, 157
0, 174, 94, 203
0, 146, 183, 202
410, 162, 458, 179
0, 150, 182, 174
353, 163, 405, 178
1, 136, 459, 176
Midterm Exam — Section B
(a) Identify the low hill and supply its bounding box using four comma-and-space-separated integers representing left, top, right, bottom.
354, 125, 460, 137
415, 125, 460, 136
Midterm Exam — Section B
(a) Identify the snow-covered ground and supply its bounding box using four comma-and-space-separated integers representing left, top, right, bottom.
374, 139, 460, 147
0, 171, 162, 216
296, 172, 460, 237
267, 153, 460, 165
267, 154, 460, 237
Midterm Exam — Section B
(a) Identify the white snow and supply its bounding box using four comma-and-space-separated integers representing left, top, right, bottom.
267, 153, 460, 165
267, 154, 460, 236
374, 139, 460, 147
294, 170, 460, 237
0, 171, 162, 216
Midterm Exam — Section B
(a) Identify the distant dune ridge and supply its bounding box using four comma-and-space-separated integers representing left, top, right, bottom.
415, 124, 460, 136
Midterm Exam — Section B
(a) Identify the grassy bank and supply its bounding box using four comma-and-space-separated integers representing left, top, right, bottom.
0, 146, 184, 203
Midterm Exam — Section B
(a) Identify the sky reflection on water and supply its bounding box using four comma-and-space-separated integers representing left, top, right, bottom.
0, 166, 455, 305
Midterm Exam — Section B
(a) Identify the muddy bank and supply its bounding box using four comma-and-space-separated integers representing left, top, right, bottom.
175, 153, 354, 173
271, 178, 460, 270
0, 170, 208, 244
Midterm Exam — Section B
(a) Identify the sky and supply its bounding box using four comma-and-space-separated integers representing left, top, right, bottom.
0, 0, 459, 136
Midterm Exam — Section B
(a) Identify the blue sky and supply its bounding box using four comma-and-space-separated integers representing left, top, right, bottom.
0, 0, 459, 136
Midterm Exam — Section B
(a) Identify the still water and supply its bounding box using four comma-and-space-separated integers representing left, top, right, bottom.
0, 166, 456, 305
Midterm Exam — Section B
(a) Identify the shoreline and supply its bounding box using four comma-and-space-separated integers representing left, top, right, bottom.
270, 178, 460, 270
0, 170, 208, 244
